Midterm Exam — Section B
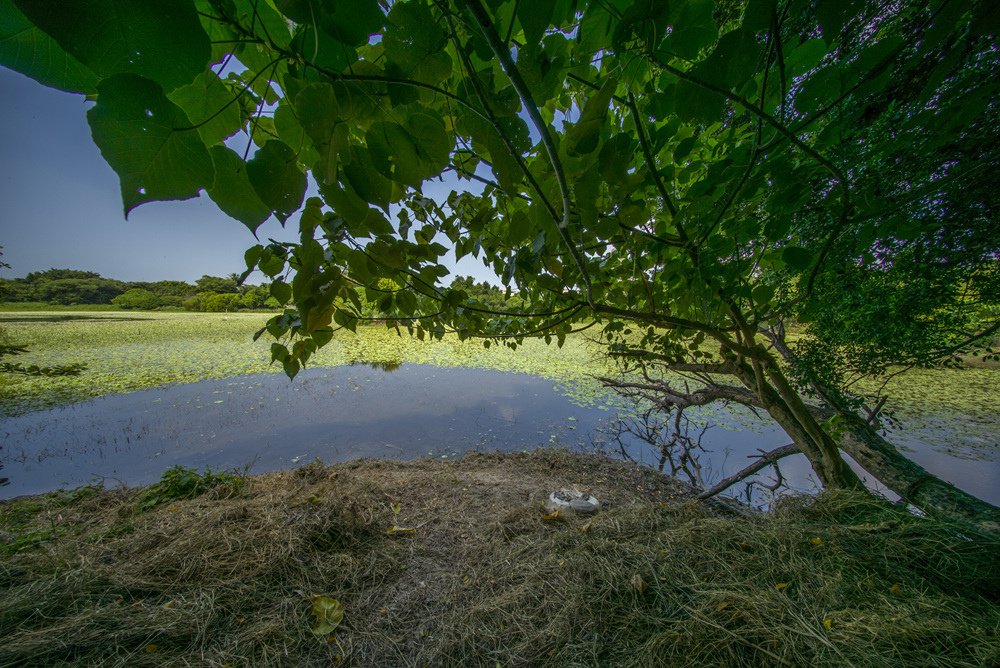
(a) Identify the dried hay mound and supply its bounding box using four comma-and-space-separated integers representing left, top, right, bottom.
1, 450, 997, 667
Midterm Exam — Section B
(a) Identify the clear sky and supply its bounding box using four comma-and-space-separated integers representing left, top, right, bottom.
0, 67, 497, 285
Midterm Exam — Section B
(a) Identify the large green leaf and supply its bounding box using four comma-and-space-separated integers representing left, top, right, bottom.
383, 1, 451, 85
692, 27, 761, 89
167, 71, 243, 146
660, 0, 716, 59
206, 146, 271, 233
14, 0, 210, 91
342, 146, 394, 210
290, 25, 357, 74
366, 111, 451, 187
0, 0, 98, 93
518, 0, 555, 44
87, 74, 214, 216
273, 102, 320, 166
294, 82, 354, 185
276, 0, 383, 47
246, 140, 307, 222
566, 78, 617, 156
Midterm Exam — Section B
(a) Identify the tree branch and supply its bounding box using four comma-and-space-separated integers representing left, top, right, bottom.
697, 444, 800, 499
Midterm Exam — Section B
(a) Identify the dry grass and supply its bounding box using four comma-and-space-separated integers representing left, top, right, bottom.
1, 450, 998, 667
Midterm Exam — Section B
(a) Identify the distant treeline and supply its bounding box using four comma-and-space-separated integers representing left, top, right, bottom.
0, 269, 275, 312
0, 269, 518, 313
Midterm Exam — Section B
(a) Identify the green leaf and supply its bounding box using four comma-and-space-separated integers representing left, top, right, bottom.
294, 82, 354, 185
673, 81, 724, 124
518, 0, 556, 44
661, 0, 717, 59
259, 249, 285, 278
277, 0, 383, 47
383, 1, 451, 85
87, 73, 214, 217
785, 39, 828, 77
290, 25, 357, 73
342, 146, 394, 210
271, 280, 292, 305
0, 0, 99, 93
395, 289, 417, 316
673, 136, 698, 162
692, 27, 761, 89
566, 78, 617, 156
782, 246, 814, 271
312, 328, 335, 348
14, 0, 210, 91
366, 112, 450, 187
206, 146, 271, 233
167, 71, 243, 146
246, 140, 307, 222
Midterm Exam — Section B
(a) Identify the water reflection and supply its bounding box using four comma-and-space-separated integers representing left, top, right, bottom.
0, 314, 150, 323
1, 364, 996, 506
349, 359, 404, 372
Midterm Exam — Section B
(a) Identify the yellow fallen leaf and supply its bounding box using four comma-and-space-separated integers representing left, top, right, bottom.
890, 583, 902, 595
774, 582, 789, 591
823, 617, 833, 631
311, 596, 344, 636
717, 602, 731, 611
541, 509, 562, 522
810, 536, 824, 546
386, 525, 416, 536
145, 644, 158, 654
631, 574, 647, 593
162, 600, 176, 609
577, 519, 594, 534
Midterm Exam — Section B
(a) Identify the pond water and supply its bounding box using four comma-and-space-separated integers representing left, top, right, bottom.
1, 364, 997, 505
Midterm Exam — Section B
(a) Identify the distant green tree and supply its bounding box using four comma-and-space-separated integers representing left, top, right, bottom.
112, 288, 161, 310
240, 285, 271, 309
24, 268, 100, 282
201, 292, 241, 312
34, 278, 125, 305
182, 294, 205, 311
195, 275, 239, 294
127, 280, 197, 298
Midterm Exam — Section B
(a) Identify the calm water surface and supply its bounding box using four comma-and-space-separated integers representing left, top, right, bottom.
1, 364, 997, 504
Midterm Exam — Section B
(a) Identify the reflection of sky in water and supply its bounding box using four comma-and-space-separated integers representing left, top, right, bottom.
1, 365, 997, 507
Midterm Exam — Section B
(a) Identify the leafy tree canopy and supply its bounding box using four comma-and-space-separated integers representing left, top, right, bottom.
3, 0, 999, 521
23, 268, 102, 282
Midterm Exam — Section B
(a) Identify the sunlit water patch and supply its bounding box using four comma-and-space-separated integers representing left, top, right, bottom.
1, 365, 997, 506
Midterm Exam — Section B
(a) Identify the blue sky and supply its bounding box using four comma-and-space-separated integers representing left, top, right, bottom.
0, 67, 497, 285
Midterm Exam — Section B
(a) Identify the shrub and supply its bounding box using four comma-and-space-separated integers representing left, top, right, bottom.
138, 465, 245, 510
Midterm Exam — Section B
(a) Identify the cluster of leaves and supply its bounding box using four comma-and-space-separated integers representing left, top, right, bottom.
2, 0, 994, 370
138, 465, 246, 510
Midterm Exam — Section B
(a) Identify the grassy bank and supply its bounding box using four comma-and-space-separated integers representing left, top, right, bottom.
1, 451, 997, 667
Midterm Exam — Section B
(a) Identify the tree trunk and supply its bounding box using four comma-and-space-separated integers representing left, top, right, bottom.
817, 385, 1000, 534
763, 333, 1000, 533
